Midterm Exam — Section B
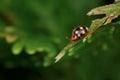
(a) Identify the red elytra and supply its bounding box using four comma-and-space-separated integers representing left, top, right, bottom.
70, 26, 89, 42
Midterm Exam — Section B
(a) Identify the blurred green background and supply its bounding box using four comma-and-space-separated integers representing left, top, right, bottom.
1, 0, 120, 80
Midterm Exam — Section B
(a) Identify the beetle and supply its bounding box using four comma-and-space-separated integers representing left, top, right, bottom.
70, 26, 89, 42
54, 25, 89, 63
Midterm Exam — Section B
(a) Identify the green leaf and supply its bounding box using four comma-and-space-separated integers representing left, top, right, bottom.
12, 40, 24, 55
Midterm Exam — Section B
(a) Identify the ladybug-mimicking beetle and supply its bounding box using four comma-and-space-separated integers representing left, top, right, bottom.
54, 25, 89, 63
70, 26, 89, 42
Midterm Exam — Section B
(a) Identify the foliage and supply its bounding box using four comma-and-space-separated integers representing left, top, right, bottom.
0, 0, 120, 80
55, 0, 120, 62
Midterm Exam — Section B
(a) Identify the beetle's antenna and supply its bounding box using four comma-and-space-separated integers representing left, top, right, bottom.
66, 37, 70, 40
